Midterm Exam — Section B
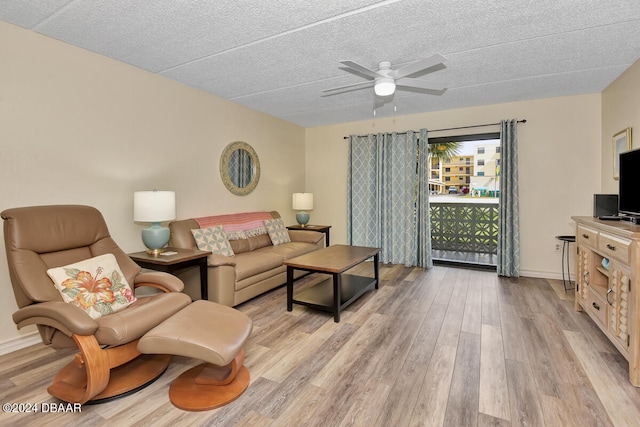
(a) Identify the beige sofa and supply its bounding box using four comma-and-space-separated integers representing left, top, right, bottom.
169, 211, 324, 306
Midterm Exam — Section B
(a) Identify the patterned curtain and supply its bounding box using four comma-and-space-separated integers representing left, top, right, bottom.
417, 129, 433, 268
229, 149, 252, 187
497, 119, 520, 277
348, 131, 431, 267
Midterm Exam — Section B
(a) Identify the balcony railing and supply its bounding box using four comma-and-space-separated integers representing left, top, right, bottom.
429, 201, 498, 265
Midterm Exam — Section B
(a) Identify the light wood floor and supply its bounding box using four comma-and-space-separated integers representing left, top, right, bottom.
2, 264, 640, 426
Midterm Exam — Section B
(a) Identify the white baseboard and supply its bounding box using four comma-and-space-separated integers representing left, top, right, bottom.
0, 332, 42, 356
520, 269, 571, 281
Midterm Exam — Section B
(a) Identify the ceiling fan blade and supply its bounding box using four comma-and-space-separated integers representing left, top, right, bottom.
396, 78, 447, 95
339, 60, 383, 79
390, 54, 447, 79
322, 81, 375, 96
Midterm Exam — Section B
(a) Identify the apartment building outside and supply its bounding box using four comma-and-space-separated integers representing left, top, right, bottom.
470, 140, 501, 196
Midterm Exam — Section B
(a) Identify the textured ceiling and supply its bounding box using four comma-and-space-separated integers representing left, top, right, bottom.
2, 0, 640, 127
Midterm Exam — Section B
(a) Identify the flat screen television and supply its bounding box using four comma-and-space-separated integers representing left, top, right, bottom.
619, 147, 640, 218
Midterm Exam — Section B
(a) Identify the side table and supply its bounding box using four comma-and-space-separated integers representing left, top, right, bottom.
555, 235, 576, 292
128, 247, 211, 300
287, 224, 332, 247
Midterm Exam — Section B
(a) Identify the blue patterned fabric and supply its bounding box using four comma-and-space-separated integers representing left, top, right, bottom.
229, 148, 252, 187
417, 129, 433, 268
348, 131, 432, 267
497, 119, 520, 277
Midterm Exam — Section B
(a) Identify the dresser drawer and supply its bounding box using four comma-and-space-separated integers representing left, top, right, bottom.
599, 233, 631, 264
577, 225, 598, 249
586, 289, 608, 327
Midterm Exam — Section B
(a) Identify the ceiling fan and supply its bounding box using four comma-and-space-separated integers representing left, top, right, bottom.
322, 54, 447, 97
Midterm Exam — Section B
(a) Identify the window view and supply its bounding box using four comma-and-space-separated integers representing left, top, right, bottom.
428, 135, 500, 268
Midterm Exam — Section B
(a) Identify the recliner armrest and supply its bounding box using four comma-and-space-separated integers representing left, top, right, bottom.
13, 301, 98, 336
134, 271, 185, 292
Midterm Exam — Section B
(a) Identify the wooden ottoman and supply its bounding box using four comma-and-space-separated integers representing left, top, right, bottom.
138, 300, 252, 411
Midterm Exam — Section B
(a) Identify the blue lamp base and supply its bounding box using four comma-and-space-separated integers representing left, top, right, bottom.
296, 212, 310, 227
141, 222, 170, 255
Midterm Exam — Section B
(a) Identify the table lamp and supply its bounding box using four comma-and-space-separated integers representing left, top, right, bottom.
292, 193, 313, 227
134, 190, 176, 255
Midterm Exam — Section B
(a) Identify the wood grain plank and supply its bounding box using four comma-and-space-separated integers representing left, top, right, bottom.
461, 275, 483, 335
481, 271, 501, 326
409, 344, 457, 426
373, 361, 429, 427
498, 302, 530, 363
443, 331, 481, 427
260, 320, 340, 383
505, 359, 545, 426
565, 330, 639, 426
436, 269, 469, 347
310, 312, 388, 388
337, 378, 391, 427
479, 324, 510, 421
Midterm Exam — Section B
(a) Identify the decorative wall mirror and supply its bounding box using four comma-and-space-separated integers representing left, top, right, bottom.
220, 141, 260, 196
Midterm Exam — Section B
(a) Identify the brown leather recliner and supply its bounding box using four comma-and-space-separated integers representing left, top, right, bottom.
1, 205, 192, 404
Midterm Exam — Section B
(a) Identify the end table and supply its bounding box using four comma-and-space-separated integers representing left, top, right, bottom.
287, 224, 331, 247
128, 247, 211, 300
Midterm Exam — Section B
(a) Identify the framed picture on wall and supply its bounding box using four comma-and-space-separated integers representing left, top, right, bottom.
613, 127, 632, 180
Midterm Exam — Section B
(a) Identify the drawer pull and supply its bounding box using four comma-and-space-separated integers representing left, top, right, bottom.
606, 244, 616, 251
582, 234, 589, 239
592, 302, 600, 311
606, 288, 613, 306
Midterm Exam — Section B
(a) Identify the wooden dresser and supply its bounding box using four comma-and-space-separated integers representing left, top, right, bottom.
573, 216, 640, 385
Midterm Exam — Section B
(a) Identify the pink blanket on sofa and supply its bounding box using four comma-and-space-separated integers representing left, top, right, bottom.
193, 211, 272, 234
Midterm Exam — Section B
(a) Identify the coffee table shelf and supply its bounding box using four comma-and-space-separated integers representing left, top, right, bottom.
291, 274, 376, 313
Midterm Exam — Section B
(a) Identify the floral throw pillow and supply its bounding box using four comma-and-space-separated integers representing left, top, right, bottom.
46, 253, 137, 319
264, 218, 291, 245
191, 225, 235, 256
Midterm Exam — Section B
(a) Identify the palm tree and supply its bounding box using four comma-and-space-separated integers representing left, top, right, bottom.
426, 141, 462, 195
428, 141, 461, 163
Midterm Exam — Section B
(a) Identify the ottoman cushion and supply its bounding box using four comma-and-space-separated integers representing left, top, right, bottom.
138, 300, 252, 366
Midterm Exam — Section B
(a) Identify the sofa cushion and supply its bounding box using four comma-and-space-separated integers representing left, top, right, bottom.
257, 241, 318, 260
248, 234, 273, 251
191, 225, 234, 256
234, 251, 284, 281
229, 238, 250, 254
264, 218, 291, 245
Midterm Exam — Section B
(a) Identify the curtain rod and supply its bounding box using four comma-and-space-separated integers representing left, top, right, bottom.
342, 119, 527, 139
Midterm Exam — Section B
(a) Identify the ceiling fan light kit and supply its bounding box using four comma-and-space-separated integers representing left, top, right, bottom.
323, 54, 447, 99
374, 78, 396, 96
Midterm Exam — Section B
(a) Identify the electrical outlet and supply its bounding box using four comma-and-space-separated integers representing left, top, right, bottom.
554, 243, 561, 252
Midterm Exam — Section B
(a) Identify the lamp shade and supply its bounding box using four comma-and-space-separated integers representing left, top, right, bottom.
292, 193, 313, 211
134, 190, 176, 222
374, 78, 396, 96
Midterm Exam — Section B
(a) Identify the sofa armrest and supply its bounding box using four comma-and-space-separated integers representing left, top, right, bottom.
134, 271, 185, 293
13, 301, 98, 336
288, 230, 324, 245
208, 253, 237, 267
168, 219, 200, 249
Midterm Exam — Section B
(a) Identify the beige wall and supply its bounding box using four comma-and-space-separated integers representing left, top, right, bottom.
305, 94, 603, 278
601, 60, 640, 193
0, 22, 305, 346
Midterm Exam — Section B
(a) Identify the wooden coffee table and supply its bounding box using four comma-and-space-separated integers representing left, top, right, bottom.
285, 244, 380, 322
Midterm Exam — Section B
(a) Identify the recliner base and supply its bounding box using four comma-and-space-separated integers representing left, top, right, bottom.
48, 353, 171, 404
169, 363, 250, 411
